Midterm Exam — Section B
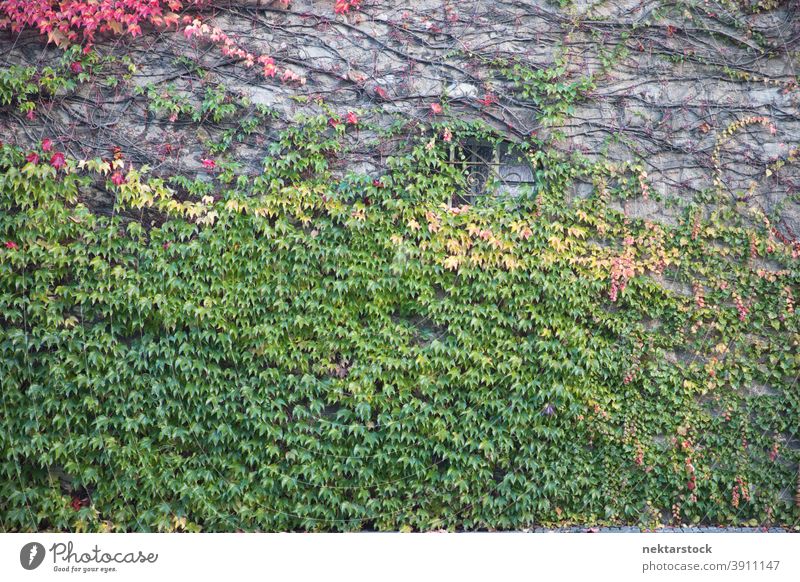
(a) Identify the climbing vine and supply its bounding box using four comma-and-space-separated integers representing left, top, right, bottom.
1, 0, 799, 533
1, 114, 798, 531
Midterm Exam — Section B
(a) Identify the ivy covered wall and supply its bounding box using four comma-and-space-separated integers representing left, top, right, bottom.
0, 1, 799, 531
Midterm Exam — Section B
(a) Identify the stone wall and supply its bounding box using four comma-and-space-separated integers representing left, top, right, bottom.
1, 0, 799, 235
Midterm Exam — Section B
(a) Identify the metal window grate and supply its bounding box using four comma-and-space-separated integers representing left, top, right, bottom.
447, 140, 536, 205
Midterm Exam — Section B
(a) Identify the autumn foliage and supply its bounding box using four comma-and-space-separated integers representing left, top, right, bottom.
0, 0, 185, 45
0, 0, 364, 47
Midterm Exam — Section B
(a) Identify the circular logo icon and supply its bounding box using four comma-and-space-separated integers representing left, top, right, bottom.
20, 542, 46, 570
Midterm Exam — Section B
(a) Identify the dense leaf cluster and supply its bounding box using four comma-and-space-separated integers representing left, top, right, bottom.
0, 122, 798, 531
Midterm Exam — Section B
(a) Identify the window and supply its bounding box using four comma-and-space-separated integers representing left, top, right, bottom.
448, 139, 537, 205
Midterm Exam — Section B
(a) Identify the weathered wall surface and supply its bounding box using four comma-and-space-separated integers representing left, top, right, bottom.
2, 0, 799, 233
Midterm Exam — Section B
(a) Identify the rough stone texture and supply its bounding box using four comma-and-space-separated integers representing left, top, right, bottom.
1, 0, 799, 234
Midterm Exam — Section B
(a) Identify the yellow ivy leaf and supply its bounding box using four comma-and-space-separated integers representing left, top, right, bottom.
443, 255, 461, 271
